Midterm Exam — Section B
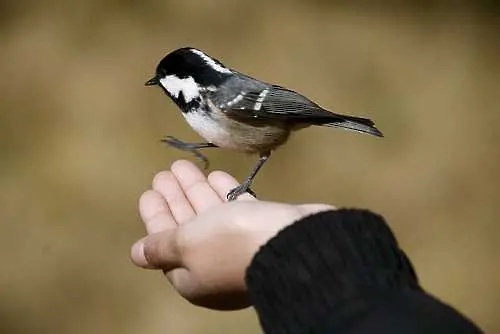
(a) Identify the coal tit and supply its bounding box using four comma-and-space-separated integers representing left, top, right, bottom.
145, 47, 383, 201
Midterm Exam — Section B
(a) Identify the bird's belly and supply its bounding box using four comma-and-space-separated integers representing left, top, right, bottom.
182, 111, 289, 153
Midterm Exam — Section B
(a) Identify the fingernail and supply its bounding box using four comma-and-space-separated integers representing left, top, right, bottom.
131, 240, 155, 269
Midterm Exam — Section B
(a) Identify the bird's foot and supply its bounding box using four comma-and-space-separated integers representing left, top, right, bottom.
227, 183, 257, 201
161, 136, 216, 170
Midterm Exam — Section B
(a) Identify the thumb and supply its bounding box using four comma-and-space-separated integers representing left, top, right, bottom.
130, 229, 182, 271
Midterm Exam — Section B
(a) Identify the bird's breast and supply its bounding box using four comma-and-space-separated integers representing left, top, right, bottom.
182, 111, 231, 146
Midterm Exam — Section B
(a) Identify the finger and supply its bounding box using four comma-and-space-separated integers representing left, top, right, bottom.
152, 170, 195, 224
131, 230, 182, 271
130, 237, 156, 269
170, 160, 222, 213
139, 190, 176, 234
207, 171, 256, 201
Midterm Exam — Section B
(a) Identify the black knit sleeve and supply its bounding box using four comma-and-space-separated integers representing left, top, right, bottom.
245, 209, 482, 334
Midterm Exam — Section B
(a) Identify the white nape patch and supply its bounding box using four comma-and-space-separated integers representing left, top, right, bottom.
159, 75, 200, 102
254, 89, 269, 110
190, 49, 232, 74
224, 92, 245, 108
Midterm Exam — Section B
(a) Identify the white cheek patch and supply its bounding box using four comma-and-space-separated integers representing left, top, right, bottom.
159, 75, 200, 102
190, 49, 232, 74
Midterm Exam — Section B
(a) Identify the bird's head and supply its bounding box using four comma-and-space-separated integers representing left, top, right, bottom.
145, 47, 232, 107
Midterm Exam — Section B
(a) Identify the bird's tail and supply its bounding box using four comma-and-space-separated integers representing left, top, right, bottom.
320, 114, 383, 137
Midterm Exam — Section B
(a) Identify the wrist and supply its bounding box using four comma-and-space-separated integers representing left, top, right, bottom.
245, 209, 420, 333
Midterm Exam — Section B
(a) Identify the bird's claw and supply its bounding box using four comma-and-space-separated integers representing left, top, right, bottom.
227, 184, 256, 201
191, 151, 210, 170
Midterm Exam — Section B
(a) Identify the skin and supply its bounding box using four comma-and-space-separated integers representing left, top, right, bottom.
130, 160, 334, 310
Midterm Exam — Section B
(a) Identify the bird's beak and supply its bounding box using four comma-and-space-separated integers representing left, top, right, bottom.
145, 76, 159, 86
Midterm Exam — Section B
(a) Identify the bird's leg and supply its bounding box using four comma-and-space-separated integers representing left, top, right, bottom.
227, 151, 271, 201
161, 136, 217, 170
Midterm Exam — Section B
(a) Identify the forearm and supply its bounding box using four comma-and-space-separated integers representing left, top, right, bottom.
245, 209, 482, 334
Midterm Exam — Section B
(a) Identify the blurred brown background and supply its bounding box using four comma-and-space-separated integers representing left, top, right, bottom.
1, 0, 499, 333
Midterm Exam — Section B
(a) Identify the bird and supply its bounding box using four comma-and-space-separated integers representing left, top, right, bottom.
145, 47, 383, 201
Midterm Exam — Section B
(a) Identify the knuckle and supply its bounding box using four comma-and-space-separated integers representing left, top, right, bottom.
143, 236, 162, 267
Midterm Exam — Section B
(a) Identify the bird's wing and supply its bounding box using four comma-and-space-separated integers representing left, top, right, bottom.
214, 84, 382, 137
220, 85, 338, 120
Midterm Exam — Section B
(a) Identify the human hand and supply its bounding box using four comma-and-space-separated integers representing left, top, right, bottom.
130, 160, 334, 310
